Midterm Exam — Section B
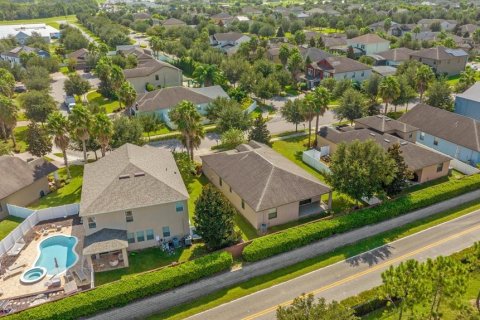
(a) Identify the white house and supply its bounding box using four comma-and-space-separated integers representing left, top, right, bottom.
210, 32, 251, 55
346, 33, 390, 55
0, 24, 60, 44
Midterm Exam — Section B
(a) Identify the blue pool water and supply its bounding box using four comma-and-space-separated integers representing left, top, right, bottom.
35, 235, 78, 275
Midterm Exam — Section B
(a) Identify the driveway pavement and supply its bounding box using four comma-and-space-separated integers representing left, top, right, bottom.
148, 132, 221, 161
188, 208, 480, 320
50, 72, 69, 114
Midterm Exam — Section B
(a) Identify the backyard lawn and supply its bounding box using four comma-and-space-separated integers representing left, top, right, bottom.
87, 91, 121, 114
94, 243, 208, 286
29, 165, 84, 209
272, 136, 357, 213
8, 126, 28, 153
0, 216, 23, 240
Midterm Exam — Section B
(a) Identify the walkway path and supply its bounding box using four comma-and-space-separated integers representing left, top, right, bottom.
88, 189, 480, 320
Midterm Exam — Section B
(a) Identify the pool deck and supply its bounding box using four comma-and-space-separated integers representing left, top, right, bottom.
0, 217, 88, 300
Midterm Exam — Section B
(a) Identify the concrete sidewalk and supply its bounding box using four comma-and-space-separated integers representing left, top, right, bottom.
88, 189, 480, 320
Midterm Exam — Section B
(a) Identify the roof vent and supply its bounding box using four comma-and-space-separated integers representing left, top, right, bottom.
119, 174, 131, 180
385, 118, 391, 121
134, 172, 145, 177
369, 132, 376, 136
401, 141, 408, 145
384, 139, 390, 143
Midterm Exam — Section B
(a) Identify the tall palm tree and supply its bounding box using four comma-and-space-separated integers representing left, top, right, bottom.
378, 76, 401, 114
0, 95, 18, 147
311, 86, 331, 137
300, 96, 316, 148
169, 100, 205, 160
193, 64, 222, 87
149, 36, 164, 58
416, 65, 434, 102
117, 81, 137, 110
110, 65, 125, 93
457, 66, 476, 92
47, 112, 71, 179
0, 69, 15, 98
92, 113, 113, 157
69, 104, 92, 163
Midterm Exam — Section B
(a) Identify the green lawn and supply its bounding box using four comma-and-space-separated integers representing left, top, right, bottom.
94, 243, 208, 286
401, 169, 465, 195
87, 91, 121, 114
149, 198, 480, 320
0, 216, 23, 240
0, 15, 77, 27
29, 165, 83, 209
142, 126, 172, 138
9, 126, 28, 153
271, 136, 357, 213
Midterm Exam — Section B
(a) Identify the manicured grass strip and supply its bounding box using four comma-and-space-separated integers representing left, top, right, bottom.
149, 198, 480, 320
243, 174, 480, 262
0, 216, 23, 240
86, 91, 120, 114
0, 15, 77, 26
8, 252, 233, 320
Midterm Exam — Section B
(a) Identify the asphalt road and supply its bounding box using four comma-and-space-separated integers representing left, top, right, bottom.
187, 208, 480, 320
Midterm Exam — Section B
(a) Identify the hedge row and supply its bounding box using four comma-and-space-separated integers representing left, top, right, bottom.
243, 174, 480, 262
8, 251, 233, 320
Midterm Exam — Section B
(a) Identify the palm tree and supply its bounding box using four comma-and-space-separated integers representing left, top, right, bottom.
110, 65, 125, 93
47, 112, 71, 179
169, 100, 205, 160
0, 95, 18, 147
0, 69, 15, 98
69, 104, 92, 163
416, 65, 434, 102
378, 76, 401, 114
92, 113, 113, 157
300, 96, 316, 148
193, 64, 222, 87
149, 36, 164, 58
456, 66, 476, 92
117, 81, 137, 110
311, 86, 331, 137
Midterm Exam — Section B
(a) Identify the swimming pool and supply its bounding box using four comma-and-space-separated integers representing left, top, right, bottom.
34, 235, 79, 275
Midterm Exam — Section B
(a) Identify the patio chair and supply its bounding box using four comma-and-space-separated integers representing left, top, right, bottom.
72, 269, 87, 282
7, 239, 26, 256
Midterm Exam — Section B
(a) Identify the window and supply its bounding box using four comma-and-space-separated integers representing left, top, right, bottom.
352, 72, 356, 78
229, 186, 232, 193
146, 229, 155, 241
361, 72, 364, 77
241, 199, 245, 209
162, 226, 171, 237
155, 74, 159, 81
87, 217, 96, 229
409, 133, 413, 139
268, 209, 277, 220
127, 232, 135, 244
420, 132, 425, 141
136, 231, 145, 242
436, 163, 444, 173
125, 211, 133, 222
219, 177, 223, 186
433, 137, 439, 146
176, 202, 184, 213
299, 199, 312, 206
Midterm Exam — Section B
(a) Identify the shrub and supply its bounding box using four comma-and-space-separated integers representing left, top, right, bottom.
242, 174, 480, 262
9, 252, 233, 320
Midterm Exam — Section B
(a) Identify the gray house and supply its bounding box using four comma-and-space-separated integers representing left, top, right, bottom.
454, 82, 480, 121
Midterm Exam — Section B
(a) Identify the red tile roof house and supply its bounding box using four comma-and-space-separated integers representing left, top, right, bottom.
304, 56, 372, 89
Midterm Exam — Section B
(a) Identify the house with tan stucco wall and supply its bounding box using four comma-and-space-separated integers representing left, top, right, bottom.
0, 156, 57, 219
79, 144, 190, 268
201, 141, 332, 231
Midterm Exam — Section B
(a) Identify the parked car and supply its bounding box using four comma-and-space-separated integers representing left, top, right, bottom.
64, 96, 76, 113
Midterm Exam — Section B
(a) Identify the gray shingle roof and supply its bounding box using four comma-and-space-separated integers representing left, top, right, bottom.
162, 18, 186, 26
355, 115, 418, 134
213, 32, 246, 42
123, 49, 179, 79
0, 157, 58, 200
410, 46, 468, 60
83, 228, 128, 255
201, 141, 331, 212
456, 82, 480, 102
318, 127, 450, 171
313, 56, 371, 73
80, 144, 188, 216
399, 103, 480, 152
348, 33, 390, 44
375, 47, 415, 62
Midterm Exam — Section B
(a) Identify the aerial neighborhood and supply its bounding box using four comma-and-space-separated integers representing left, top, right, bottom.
0, 0, 480, 319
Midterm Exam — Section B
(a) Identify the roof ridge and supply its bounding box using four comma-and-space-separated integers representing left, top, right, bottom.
255, 165, 275, 211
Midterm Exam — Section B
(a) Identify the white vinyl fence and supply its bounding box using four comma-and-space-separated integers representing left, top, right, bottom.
0, 204, 79, 258
450, 158, 480, 175
302, 149, 331, 174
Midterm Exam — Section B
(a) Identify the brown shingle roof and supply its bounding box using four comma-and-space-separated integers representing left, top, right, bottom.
409, 46, 468, 60
0, 157, 58, 200
123, 51, 179, 78
314, 56, 371, 73
67, 48, 89, 60
349, 33, 390, 44
375, 47, 415, 62
201, 141, 331, 212
213, 32, 246, 42
399, 103, 480, 152
162, 18, 186, 26
80, 144, 188, 216
318, 127, 450, 171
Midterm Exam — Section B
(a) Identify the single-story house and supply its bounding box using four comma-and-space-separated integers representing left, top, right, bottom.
346, 33, 390, 55
368, 47, 415, 67
201, 141, 332, 230
455, 82, 480, 121
67, 48, 89, 71
321, 35, 348, 50
354, 115, 418, 142
0, 156, 57, 218
399, 103, 480, 165
304, 56, 372, 89
133, 12, 151, 20
210, 12, 234, 26
123, 48, 182, 93
0, 46, 50, 65
210, 32, 251, 55
133, 85, 229, 129
317, 125, 451, 183
80, 143, 190, 269
409, 46, 468, 76
162, 18, 187, 29
460, 24, 479, 37
0, 24, 59, 44
372, 66, 397, 77
417, 19, 457, 31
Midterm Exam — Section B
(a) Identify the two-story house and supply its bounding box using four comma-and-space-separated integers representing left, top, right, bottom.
409, 46, 468, 76
399, 103, 480, 166
0, 46, 50, 65
454, 82, 480, 121
80, 144, 190, 269
210, 32, 251, 55
346, 33, 390, 55
369, 47, 415, 67
417, 19, 457, 31
305, 56, 372, 89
